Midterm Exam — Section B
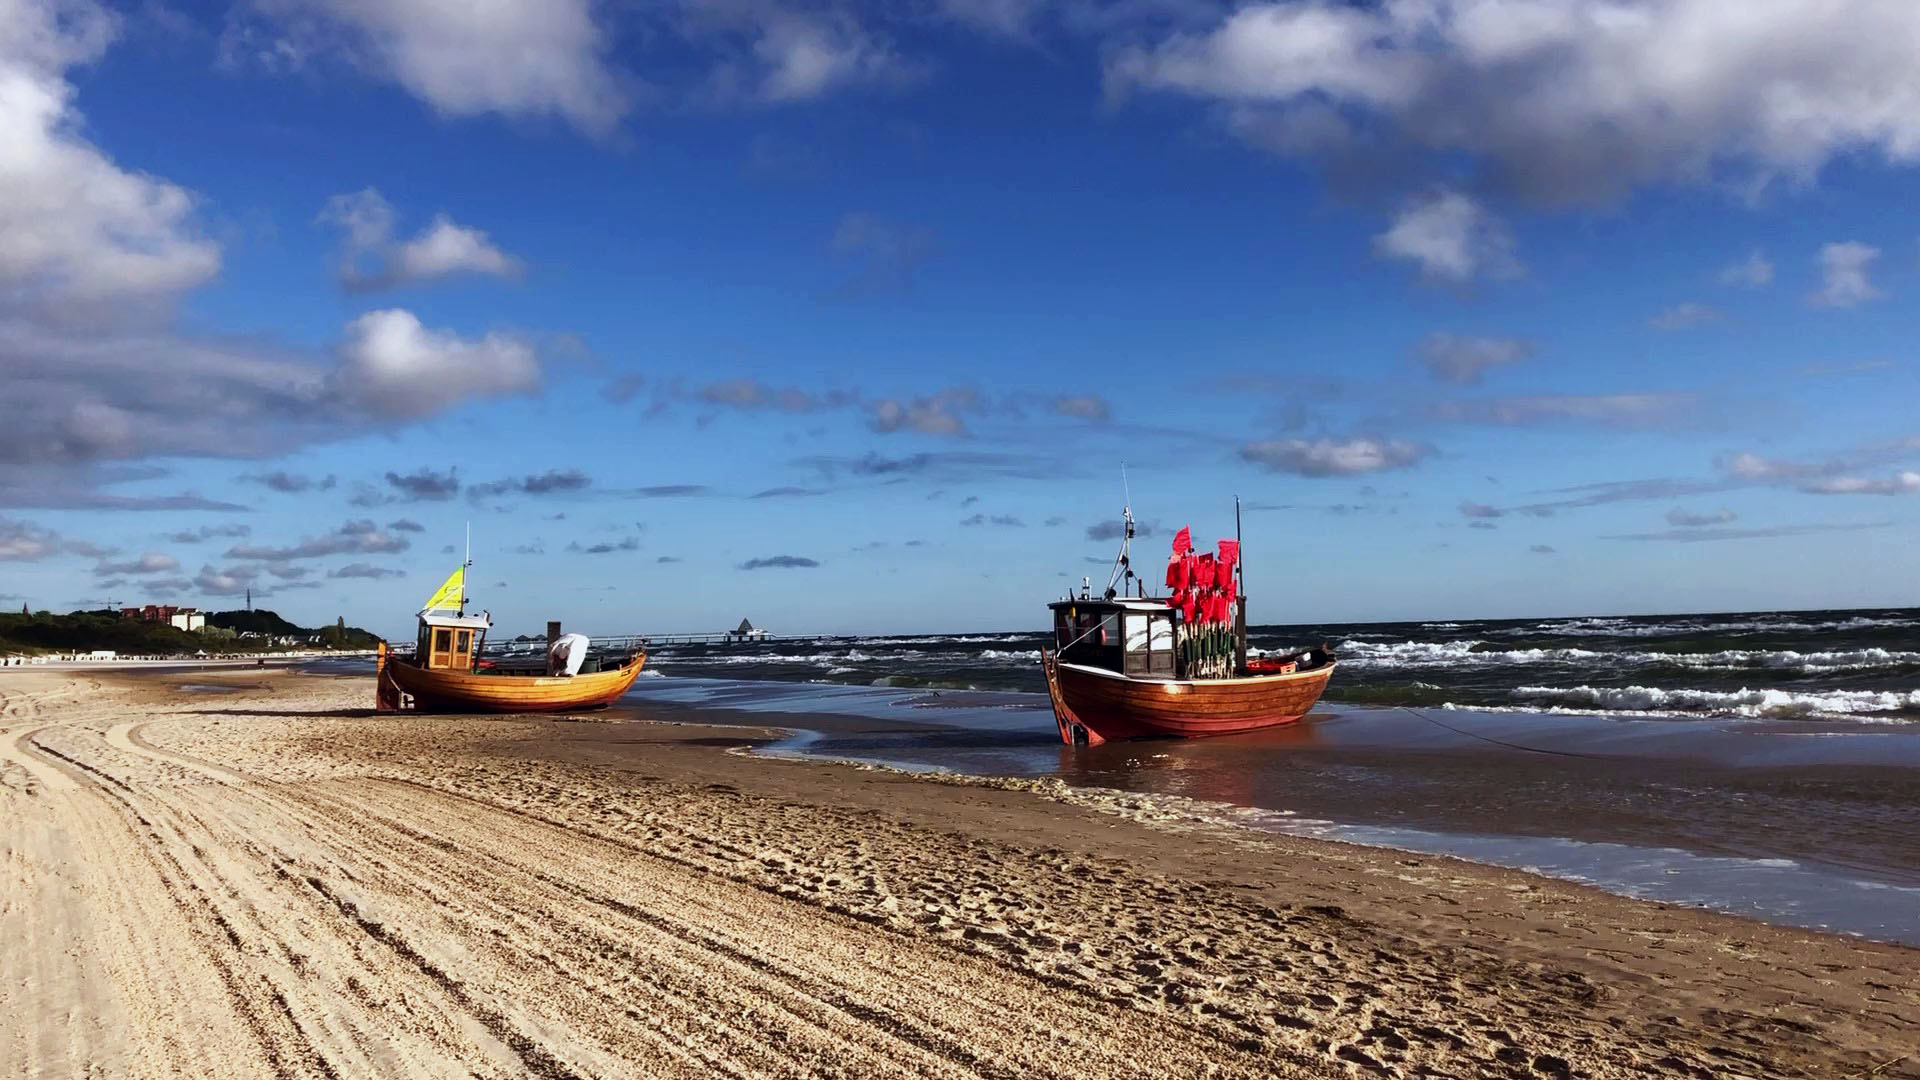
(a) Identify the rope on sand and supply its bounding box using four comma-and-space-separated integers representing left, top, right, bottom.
1398, 706, 1611, 761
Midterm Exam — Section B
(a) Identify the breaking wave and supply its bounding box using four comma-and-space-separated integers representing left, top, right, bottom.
1336, 639, 1920, 675
1507, 685, 1920, 720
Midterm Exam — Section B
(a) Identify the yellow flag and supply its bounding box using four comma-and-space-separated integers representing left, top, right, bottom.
420, 566, 465, 613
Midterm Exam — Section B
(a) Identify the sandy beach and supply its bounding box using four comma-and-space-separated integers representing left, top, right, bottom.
3, 669, 1916, 1079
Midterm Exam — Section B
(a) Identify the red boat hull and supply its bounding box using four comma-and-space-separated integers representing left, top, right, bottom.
1042, 650, 1334, 745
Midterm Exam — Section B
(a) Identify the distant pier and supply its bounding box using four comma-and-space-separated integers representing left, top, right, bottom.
589, 631, 790, 648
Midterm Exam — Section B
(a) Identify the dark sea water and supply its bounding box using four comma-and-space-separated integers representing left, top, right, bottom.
325, 608, 1920, 943
620, 607, 1920, 944
642, 606, 1920, 723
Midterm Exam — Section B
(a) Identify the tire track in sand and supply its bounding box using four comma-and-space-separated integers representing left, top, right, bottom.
94, 700, 1295, 1078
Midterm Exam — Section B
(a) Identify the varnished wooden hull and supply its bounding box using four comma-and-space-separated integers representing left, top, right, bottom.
1042, 650, 1333, 745
381, 652, 646, 713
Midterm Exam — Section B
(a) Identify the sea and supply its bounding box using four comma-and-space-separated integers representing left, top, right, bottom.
616, 607, 1920, 945
640, 606, 1920, 723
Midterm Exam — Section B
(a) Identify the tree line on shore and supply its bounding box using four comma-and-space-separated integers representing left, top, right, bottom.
0, 609, 380, 657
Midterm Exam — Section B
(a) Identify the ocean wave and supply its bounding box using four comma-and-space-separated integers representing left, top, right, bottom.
1335, 639, 1920, 674
1494, 615, 1917, 639
1509, 684, 1920, 719
1658, 648, 1920, 673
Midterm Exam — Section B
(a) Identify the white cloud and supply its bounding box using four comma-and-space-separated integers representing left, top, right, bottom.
1809, 241, 1884, 308
0, 4, 555, 509
319, 188, 521, 291
1417, 333, 1531, 384
194, 563, 259, 596
1721, 451, 1818, 481
226, 518, 410, 561
1649, 302, 1721, 330
1719, 447, 1920, 494
315, 187, 394, 252
1800, 471, 1920, 495
1374, 190, 1518, 284
0, 0, 219, 314
686, 5, 908, 105
1719, 250, 1773, 288
241, 0, 627, 133
396, 216, 519, 281
1108, 0, 1920, 206
939, 0, 1043, 36
1239, 438, 1431, 476
869, 388, 980, 437
94, 552, 181, 575
1050, 395, 1111, 421
753, 14, 898, 102
0, 517, 59, 560
1666, 507, 1737, 527
335, 309, 540, 419
830, 212, 936, 295
1434, 393, 1696, 429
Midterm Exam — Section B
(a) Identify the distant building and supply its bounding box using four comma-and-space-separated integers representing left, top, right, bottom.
729, 619, 770, 642
117, 605, 203, 631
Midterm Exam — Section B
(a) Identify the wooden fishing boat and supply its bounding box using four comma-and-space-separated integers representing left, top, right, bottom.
1040, 504, 1334, 745
375, 563, 645, 713
378, 640, 646, 712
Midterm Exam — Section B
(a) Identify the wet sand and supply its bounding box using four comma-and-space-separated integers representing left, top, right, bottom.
612, 677, 1920, 941
4, 669, 1917, 1079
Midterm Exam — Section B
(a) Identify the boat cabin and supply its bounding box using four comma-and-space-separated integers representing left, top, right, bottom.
1048, 598, 1176, 679
413, 612, 492, 673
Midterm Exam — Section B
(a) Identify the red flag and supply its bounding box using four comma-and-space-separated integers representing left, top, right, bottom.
1164, 554, 1180, 590
1171, 526, 1192, 555
1217, 539, 1239, 567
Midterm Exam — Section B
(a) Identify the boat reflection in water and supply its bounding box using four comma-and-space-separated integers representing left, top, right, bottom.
1052, 711, 1333, 805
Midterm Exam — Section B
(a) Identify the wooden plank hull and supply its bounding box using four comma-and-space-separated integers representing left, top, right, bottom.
1043, 650, 1333, 745
381, 652, 646, 713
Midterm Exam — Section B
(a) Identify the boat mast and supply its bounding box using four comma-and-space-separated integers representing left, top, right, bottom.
462, 521, 471, 617
1234, 495, 1248, 674
1102, 465, 1135, 600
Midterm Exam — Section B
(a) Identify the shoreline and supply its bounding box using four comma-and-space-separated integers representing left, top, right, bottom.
6, 668, 1918, 1078
614, 675, 1920, 944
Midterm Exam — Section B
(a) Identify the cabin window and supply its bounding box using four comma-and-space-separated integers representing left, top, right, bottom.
1054, 610, 1071, 648
433, 629, 451, 653
1149, 616, 1175, 676
1098, 614, 1119, 647
1123, 614, 1149, 675
455, 630, 471, 655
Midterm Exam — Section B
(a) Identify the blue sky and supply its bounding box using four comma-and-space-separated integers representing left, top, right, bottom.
3, 0, 1919, 637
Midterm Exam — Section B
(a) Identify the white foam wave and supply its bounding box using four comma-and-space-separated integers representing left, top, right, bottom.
1499, 615, 1917, 639
1337, 639, 1920, 674
1509, 684, 1920, 719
